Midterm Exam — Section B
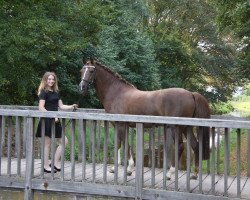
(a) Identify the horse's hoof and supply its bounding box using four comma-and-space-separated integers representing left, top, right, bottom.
109, 168, 114, 173
127, 171, 132, 176
190, 174, 198, 180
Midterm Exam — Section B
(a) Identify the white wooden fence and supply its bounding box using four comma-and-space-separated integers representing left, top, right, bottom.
0, 105, 250, 200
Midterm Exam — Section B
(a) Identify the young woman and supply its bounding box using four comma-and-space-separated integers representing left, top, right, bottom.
36, 72, 78, 173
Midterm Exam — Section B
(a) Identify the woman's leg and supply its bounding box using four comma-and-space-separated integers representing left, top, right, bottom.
54, 136, 68, 169
44, 136, 51, 170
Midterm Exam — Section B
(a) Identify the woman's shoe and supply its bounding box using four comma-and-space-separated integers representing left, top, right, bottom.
49, 164, 61, 172
44, 168, 57, 173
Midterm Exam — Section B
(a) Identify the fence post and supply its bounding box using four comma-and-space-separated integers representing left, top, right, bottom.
247, 129, 250, 177
135, 123, 144, 200
24, 117, 34, 200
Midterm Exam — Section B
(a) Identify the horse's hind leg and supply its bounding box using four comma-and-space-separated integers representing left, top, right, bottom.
166, 126, 184, 180
185, 127, 199, 180
124, 125, 134, 176
127, 145, 134, 176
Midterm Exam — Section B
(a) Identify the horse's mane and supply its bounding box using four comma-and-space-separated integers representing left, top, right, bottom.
95, 61, 136, 88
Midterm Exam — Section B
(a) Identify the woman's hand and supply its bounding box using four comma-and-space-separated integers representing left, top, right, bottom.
55, 118, 59, 123
72, 104, 78, 110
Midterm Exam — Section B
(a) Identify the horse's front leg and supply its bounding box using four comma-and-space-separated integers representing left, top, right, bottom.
109, 148, 122, 173
166, 142, 184, 180
109, 130, 122, 173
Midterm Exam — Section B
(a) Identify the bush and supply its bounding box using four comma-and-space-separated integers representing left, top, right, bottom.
211, 102, 234, 115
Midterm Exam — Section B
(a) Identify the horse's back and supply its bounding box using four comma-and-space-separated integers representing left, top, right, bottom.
160, 88, 196, 117
107, 87, 204, 119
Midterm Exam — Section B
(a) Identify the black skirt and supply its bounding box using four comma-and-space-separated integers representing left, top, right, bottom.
36, 118, 62, 138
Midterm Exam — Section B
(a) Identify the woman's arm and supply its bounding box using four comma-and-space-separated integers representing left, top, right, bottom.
58, 100, 78, 110
39, 100, 47, 111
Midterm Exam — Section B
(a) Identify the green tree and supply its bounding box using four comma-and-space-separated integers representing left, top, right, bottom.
0, 1, 102, 105
208, 0, 249, 80
95, 0, 161, 90
146, 0, 240, 102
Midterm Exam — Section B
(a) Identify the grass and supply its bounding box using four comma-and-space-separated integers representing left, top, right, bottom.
231, 95, 250, 117
231, 101, 250, 117
204, 129, 248, 176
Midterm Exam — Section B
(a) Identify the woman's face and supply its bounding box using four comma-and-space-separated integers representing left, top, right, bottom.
46, 75, 55, 88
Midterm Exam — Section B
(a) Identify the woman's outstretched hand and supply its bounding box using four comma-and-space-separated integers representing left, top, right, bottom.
72, 104, 78, 110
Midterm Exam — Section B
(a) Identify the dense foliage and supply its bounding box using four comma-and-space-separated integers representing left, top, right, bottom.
0, 0, 248, 108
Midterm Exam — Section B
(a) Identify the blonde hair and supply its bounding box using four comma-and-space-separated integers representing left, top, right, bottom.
37, 72, 59, 95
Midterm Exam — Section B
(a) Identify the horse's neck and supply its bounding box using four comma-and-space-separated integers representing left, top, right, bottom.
94, 66, 132, 108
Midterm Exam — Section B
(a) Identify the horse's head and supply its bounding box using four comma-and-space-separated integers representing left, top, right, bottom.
79, 60, 96, 94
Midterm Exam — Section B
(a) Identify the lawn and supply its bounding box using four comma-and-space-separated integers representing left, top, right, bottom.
231, 96, 250, 117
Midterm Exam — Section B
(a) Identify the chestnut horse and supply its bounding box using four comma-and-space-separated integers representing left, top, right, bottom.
79, 59, 210, 179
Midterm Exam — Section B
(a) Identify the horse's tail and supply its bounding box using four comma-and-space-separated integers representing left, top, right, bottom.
192, 92, 210, 160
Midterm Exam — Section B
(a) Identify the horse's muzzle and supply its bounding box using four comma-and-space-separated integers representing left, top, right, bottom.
78, 81, 88, 94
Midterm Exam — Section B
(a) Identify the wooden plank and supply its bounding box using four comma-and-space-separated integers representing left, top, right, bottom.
78, 119, 83, 162
22, 117, 26, 157
79, 119, 86, 181
151, 127, 156, 187
1, 107, 250, 200
1, 108, 250, 129
0, 116, 2, 175
143, 168, 163, 188
216, 128, 221, 175
114, 122, 119, 185
39, 118, 45, 178
0, 157, 249, 199
70, 119, 76, 181
174, 128, 179, 191
1, 116, 5, 149
211, 127, 216, 194
191, 174, 222, 194
24, 117, 34, 200
142, 188, 233, 200
1, 105, 248, 121
166, 171, 187, 191
228, 176, 247, 198
50, 120, 56, 179
241, 177, 250, 199
135, 123, 144, 200
7, 117, 12, 176
236, 128, 241, 197
139, 168, 151, 186
15, 116, 21, 176
32, 179, 136, 198
91, 120, 97, 183
214, 175, 235, 196
157, 127, 161, 168
123, 124, 129, 185
224, 128, 229, 196
186, 127, 191, 192
103, 121, 108, 183
248, 129, 250, 177
97, 120, 101, 162
198, 127, 203, 193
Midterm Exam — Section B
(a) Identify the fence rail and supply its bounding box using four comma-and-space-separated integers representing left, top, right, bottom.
0, 106, 250, 200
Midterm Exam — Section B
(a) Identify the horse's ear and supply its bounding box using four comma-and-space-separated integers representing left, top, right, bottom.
82, 57, 94, 65
89, 58, 94, 65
